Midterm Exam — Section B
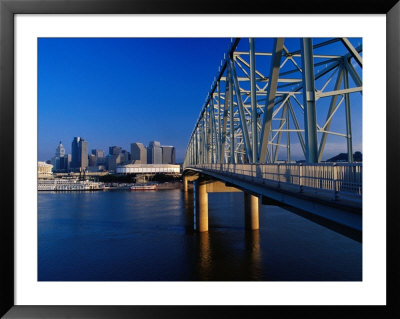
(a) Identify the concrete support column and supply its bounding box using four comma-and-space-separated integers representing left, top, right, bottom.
197, 182, 209, 232
184, 176, 188, 192
244, 193, 259, 230
193, 180, 209, 232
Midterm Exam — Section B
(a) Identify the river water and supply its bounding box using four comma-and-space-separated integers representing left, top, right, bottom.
38, 189, 361, 281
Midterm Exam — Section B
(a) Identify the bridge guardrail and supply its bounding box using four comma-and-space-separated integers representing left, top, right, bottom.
187, 163, 362, 202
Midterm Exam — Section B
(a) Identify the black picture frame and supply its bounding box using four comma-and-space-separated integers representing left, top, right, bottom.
1, 0, 399, 318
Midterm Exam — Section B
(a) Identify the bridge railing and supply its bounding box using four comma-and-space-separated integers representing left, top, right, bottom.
187, 163, 362, 201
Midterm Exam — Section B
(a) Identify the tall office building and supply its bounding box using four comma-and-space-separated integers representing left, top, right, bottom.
71, 137, 88, 171
51, 156, 59, 172
162, 146, 176, 164
109, 146, 122, 156
106, 154, 121, 172
55, 141, 65, 158
52, 141, 68, 171
88, 154, 97, 167
147, 141, 162, 164
120, 150, 130, 165
92, 149, 105, 165
71, 137, 81, 169
131, 142, 147, 164
80, 139, 88, 170
66, 154, 72, 169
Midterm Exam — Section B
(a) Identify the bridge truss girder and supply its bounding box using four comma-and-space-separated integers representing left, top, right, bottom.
184, 38, 362, 168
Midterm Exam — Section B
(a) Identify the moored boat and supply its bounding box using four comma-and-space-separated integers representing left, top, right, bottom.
38, 178, 105, 191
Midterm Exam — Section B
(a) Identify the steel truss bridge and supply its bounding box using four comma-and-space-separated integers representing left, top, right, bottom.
183, 38, 362, 240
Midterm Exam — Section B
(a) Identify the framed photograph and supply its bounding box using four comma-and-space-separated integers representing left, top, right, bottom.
1, 0, 399, 318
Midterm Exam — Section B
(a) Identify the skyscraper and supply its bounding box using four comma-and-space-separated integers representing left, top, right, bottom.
120, 150, 130, 165
80, 139, 88, 169
131, 142, 147, 164
71, 137, 81, 169
71, 137, 88, 171
88, 154, 97, 167
147, 141, 162, 164
52, 141, 68, 171
66, 154, 72, 169
162, 146, 176, 164
109, 146, 122, 156
106, 154, 121, 172
55, 141, 65, 158
92, 149, 105, 165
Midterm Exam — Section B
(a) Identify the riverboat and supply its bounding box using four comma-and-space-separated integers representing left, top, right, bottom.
38, 178, 105, 191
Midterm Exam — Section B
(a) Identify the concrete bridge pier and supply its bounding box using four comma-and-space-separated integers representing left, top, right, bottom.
244, 193, 260, 230
193, 178, 259, 232
193, 180, 209, 232
198, 182, 209, 232
184, 176, 188, 192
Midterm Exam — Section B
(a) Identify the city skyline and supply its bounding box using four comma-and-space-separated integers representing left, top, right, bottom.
48, 137, 175, 158
49, 136, 177, 172
38, 38, 236, 162
38, 38, 362, 163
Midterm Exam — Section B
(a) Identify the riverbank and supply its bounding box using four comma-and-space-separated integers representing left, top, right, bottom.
156, 181, 183, 190
103, 181, 183, 191
38, 180, 184, 191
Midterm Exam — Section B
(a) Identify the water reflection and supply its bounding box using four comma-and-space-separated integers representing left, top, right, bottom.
244, 230, 262, 280
182, 190, 194, 233
197, 232, 212, 280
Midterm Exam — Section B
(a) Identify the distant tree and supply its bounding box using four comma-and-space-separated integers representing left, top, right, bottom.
326, 153, 347, 162
98, 174, 136, 183
326, 152, 362, 162
353, 151, 362, 162
149, 173, 181, 183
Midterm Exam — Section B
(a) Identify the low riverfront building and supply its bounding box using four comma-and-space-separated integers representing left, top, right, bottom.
38, 161, 53, 178
116, 164, 181, 174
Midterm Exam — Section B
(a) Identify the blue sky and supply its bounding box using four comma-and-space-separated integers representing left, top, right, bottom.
38, 38, 362, 162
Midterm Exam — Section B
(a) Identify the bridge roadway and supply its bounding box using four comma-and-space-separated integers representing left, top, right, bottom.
183, 163, 362, 241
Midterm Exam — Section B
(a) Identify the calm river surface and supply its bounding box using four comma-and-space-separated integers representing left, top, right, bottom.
38, 189, 361, 281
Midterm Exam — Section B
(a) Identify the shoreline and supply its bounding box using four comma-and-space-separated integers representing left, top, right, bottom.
38, 181, 184, 191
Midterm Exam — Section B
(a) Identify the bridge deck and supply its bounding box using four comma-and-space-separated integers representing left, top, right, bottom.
184, 163, 362, 233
